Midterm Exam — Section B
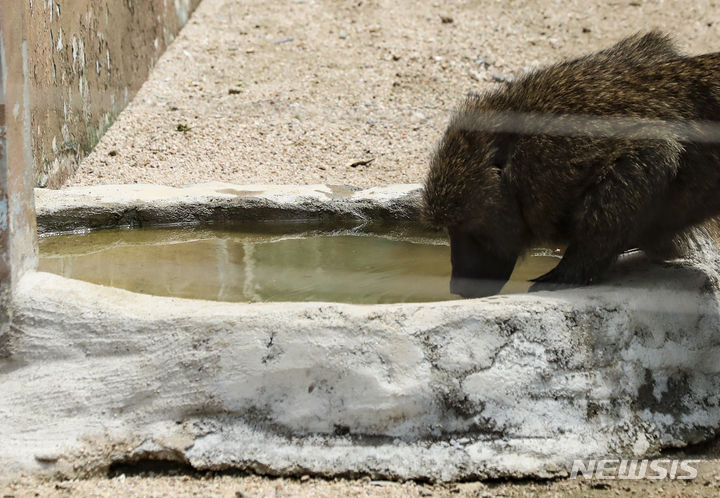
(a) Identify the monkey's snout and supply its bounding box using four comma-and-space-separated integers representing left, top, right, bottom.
448, 229, 516, 298
449, 275, 508, 298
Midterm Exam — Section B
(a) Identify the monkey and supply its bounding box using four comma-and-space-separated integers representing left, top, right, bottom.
422, 31, 720, 298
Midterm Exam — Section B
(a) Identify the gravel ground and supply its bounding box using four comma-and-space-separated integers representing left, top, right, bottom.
38, 0, 720, 495
67, 0, 720, 188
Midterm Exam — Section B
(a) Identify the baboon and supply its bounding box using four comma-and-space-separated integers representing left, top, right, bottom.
422, 32, 720, 298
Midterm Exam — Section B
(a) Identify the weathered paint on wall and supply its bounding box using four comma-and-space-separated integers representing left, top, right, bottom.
28, 0, 201, 188
1, 38, 8, 294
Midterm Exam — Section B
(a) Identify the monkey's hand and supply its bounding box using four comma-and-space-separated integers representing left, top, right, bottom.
528, 266, 583, 292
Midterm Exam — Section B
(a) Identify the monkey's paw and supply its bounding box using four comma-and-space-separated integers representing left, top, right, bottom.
528, 280, 575, 292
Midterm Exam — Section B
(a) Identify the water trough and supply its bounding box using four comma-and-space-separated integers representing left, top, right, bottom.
2, 183, 720, 481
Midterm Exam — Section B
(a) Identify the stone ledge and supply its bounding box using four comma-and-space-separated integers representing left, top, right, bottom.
34, 183, 423, 234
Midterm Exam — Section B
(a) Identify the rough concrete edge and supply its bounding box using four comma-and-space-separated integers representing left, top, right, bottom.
0, 271, 661, 480
6, 262, 720, 483
34, 183, 424, 234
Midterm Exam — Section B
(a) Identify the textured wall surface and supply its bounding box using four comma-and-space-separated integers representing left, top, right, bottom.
0, 2, 38, 342
27, 0, 202, 188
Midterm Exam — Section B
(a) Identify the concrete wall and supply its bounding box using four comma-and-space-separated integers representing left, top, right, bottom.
28, 0, 202, 188
0, 2, 37, 342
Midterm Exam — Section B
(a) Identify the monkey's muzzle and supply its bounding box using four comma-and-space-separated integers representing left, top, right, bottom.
449, 229, 516, 298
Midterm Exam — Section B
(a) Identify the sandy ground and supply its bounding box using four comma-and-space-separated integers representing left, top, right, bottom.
28, 0, 720, 495
3, 454, 720, 498
68, 0, 720, 188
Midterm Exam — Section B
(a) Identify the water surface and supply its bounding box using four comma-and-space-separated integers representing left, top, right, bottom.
39, 223, 561, 304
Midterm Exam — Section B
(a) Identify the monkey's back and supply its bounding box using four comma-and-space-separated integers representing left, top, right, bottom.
486, 52, 720, 121
477, 52, 720, 242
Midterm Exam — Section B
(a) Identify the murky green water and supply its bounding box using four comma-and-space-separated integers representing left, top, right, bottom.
38, 223, 561, 304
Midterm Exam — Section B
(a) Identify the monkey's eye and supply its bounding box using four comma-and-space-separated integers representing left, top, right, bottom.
490, 160, 505, 174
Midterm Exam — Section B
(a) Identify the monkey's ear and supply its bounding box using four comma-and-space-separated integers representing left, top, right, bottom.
490, 148, 508, 170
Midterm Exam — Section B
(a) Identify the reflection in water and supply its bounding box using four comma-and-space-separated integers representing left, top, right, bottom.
38, 224, 561, 304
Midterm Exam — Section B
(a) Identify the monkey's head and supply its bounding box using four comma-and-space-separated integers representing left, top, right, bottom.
422, 105, 529, 298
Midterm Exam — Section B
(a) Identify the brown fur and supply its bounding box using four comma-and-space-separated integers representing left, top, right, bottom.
423, 32, 720, 289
